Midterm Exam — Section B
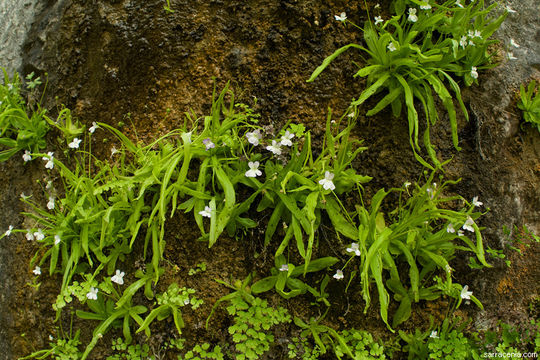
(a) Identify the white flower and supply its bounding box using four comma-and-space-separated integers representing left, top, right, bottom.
387, 42, 396, 52
46, 181, 53, 190
408, 8, 418, 22
279, 264, 289, 272
111, 269, 125, 285
404, 182, 411, 188
318, 171, 336, 191
445, 264, 453, 273
4, 225, 13, 237
246, 130, 262, 146
420, 2, 431, 9
89, 122, 98, 133
458, 36, 467, 49
447, 223, 456, 233
504, 5, 516, 13
21, 192, 30, 200
430, 330, 439, 339
333, 270, 344, 280
203, 138, 215, 150
54, 235, 61, 245
509, 38, 520, 48
472, 196, 483, 207
346, 242, 361, 256
280, 130, 295, 147
374, 16, 384, 25
374, 3, 380, 9
245, 161, 262, 178
469, 30, 481, 39
183, 298, 190, 305
470, 66, 478, 79
47, 196, 55, 210
266, 140, 282, 155
334, 12, 347, 22
26, 230, 34, 241
49, 335, 54, 341
22, 150, 32, 162
68, 138, 82, 149
33, 266, 41, 276
507, 52, 517, 60
460, 285, 473, 300
455, 0, 464, 8
43, 152, 54, 169
458, 230, 464, 236
198, 205, 212, 218
86, 287, 98, 300
34, 229, 45, 241
462, 216, 475, 232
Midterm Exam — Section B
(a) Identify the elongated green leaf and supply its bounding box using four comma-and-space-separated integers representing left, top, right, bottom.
307, 44, 368, 82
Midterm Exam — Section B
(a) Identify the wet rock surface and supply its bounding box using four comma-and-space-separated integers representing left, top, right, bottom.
1, 0, 538, 358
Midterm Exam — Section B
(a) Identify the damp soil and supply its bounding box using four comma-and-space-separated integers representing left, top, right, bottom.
1, 0, 539, 359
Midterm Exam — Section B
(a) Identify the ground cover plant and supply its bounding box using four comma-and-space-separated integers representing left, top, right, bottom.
1, 0, 537, 359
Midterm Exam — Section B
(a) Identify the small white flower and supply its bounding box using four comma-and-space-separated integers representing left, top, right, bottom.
420, 2, 431, 10
333, 270, 344, 280
21, 192, 30, 200
346, 242, 361, 256
458, 230, 464, 236
33, 266, 41, 276
198, 205, 212, 218
504, 5, 516, 13
445, 264, 453, 273
387, 42, 397, 52
447, 223, 456, 233
266, 140, 282, 155
404, 182, 411, 188
374, 16, 384, 25
455, 0, 464, 8
318, 171, 336, 191
470, 66, 478, 79
462, 216, 475, 232
48, 335, 54, 341
111, 269, 125, 285
279, 264, 289, 272
374, 3, 380, 9
110, 146, 118, 156
472, 196, 483, 207
86, 287, 98, 300
334, 12, 347, 22
509, 38, 520, 48
507, 52, 517, 60
54, 235, 61, 245
472, 30, 481, 38
246, 130, 262, 146
26, 230, 34, 241
4, 225, 13, 237
203, 138, 215, 150
183, 298, 190, 305
460, 285, 473, 300
47, 196, 55, 210
459, 36, 468, 48
430, 330, 439, 339
46, 181, 53, 190
68, 138, 82, 149
34, 229, 45, 241
89, 122, 98, 133
22, 150, 32, 162
280, 130, 295, 147
43, 152, 54, 169
245, 161, 262, 178
408, 8, 418, 22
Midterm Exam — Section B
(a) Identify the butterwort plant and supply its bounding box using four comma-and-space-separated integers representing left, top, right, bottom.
308, 0, 507, 169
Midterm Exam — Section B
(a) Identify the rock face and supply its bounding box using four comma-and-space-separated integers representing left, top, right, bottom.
0, 0, 538, 358
0, 0, 39, 80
